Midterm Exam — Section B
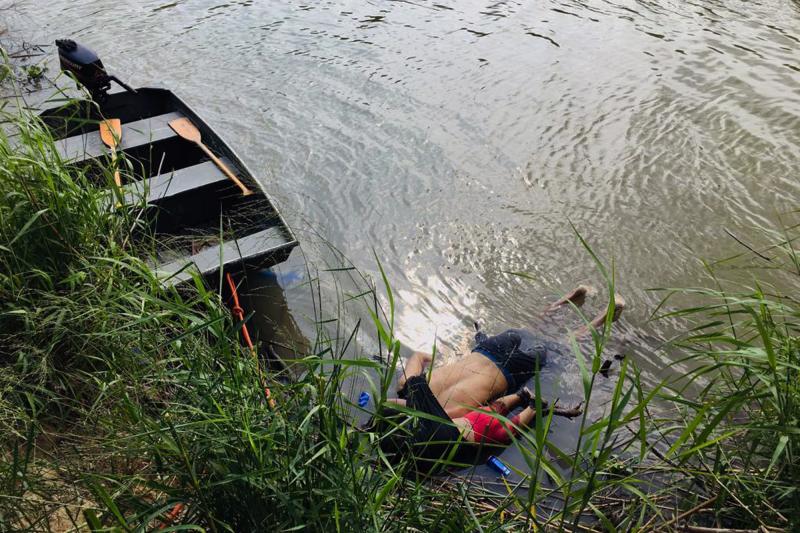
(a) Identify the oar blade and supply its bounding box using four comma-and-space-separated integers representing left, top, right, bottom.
169, 117, 202, 144
169, 116, 252, 196
99, 118, 122, 148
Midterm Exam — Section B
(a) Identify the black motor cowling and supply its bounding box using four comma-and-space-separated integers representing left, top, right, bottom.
56, 39, 136, 101
56, 39, 111, 99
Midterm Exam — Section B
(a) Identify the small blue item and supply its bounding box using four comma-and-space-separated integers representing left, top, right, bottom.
358, 392, 370, 407
487, 455, 511, 477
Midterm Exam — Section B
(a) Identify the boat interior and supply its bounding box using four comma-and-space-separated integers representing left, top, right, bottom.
39, 88, 297, 286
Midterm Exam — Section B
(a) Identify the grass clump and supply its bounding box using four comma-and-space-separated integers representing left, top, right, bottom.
0, 107, 231, 529
653, 228, 800, 530
0, 112, 137, 416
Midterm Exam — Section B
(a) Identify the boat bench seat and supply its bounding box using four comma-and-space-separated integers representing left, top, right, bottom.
155, 226, 291, 285
56, 111, 185, 161
123, 158, 233, 205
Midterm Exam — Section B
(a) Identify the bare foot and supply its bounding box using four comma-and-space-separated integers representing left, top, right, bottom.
612, 293, 626, 322
548, 284, 593, 311
571, 293, 625, 338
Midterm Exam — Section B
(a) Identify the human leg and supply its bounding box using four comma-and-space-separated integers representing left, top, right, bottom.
572, 293, 625, 338
542, 285, 591, 314
510, 400, 584, 433
486, 329, 549, 390
511, 406, 537, 429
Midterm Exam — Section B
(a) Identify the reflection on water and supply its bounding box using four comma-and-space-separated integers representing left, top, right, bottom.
241, 267, 311, 370
8, 0, 800, 460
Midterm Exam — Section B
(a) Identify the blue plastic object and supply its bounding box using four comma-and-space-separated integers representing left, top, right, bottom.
358, 392, 370, 407
487, 455, 511, 477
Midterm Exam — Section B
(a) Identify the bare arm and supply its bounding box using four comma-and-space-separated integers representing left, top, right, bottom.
489, 392, 524, 415
396, 351, 433, 391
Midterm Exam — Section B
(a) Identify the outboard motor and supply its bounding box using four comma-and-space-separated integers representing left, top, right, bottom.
56, 39, 135, 101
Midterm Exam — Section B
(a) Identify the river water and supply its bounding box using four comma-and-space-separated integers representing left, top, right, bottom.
4, 0, 800, 465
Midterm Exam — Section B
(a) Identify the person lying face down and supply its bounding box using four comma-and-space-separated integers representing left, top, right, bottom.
388, 286, 625, 420
377, 287, 624, 473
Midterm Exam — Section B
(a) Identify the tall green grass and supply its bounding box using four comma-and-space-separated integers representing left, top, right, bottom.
0, 104, 234, 529
651, 224, 800, 530
1, 98, 797, 532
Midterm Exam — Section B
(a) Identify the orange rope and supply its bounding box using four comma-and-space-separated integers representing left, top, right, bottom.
226, 272, 254, 348
158, 503, 185, 530
225, 272, 275, 409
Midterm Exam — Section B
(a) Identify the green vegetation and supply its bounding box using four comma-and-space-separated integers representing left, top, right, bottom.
23, 65, 44, 83
0, 103, 797, 532
652, 235, 800, 529
0, 45, 45, 90
0, 63, 11, 86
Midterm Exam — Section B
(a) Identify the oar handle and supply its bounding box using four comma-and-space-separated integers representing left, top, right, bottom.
109, 149, 122, 187
198, 144, 253, 196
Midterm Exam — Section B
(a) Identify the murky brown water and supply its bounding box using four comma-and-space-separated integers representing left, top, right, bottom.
5, 0, 800, 459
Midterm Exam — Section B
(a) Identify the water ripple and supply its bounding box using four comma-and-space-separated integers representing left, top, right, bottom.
9, 0, 800, 388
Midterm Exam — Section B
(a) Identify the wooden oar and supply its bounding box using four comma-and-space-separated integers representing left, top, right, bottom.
99, 118, 123, 187
168, 117, 253, 196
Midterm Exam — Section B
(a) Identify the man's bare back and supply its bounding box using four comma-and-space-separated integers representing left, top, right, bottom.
399, 352, 509, 418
